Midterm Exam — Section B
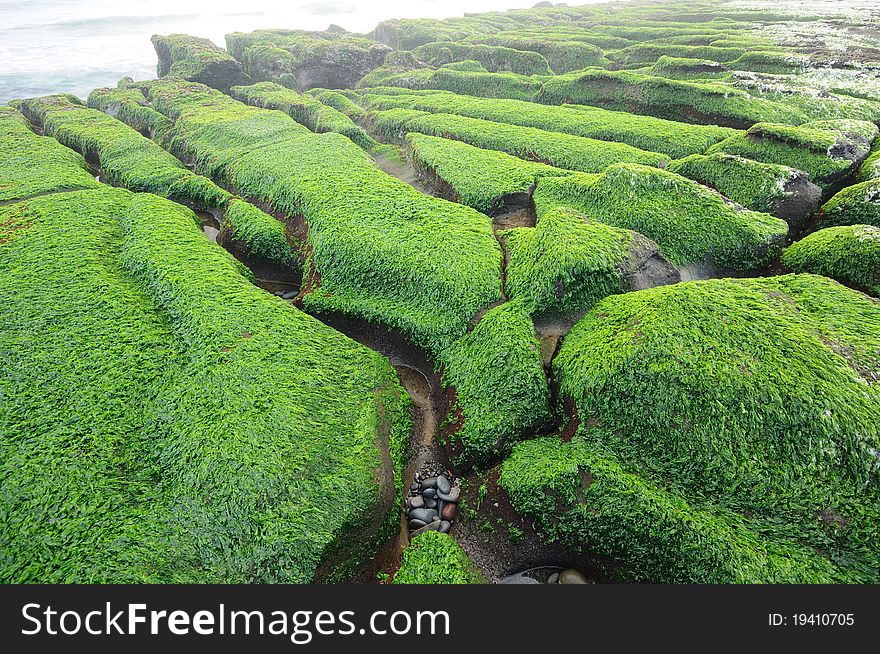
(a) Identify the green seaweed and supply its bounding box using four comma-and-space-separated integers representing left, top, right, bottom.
230, 81, 375, 149
405, 132, 571, 213
708, 120, 879, 191
372, 108, 668, 173
649, 55, 729, 80
667, 152, 800, 214
501, 207, 635, 316
539, 68, 807, 128
0, 105, 100, 203
412, 41, 552, 75
151, 34, 251, 92
501, 274, 880, 583
0, 185, 410, 582
393, 532, 486, 584
440, 300, 550, 469
819, 179, 880, 229
225, 29, 389, 92
363, 88, 736, 159
533, 163, 788, 270
15, 94, 295, 267
783, 226, 880, 296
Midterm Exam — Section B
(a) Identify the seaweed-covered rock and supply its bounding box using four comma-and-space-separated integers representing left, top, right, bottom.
818, 179, 880, 228
650, 55, 729, 79
405, 132, 571, 213
151, 34, 251, 93
533, 163, 789, 272
465, 35, 609, 73
439, 300, 551, 470
412, 41, 552, 75
15, 94, 296, 269
14, 94, 230, 208
88, 86, 173, 141
502, 207, 679, 317
439, 60, 488, 73
501, 274, 880, 583
144, 79, 502, 354
728, 50, 808, 74
707, 120, 879, 192
861, 144, 880, 182
309, 89, 368, 121
539, 69, 807, 129
226, 29, 390, 91
372, 108, 668, 173
667, 152, 821, 228
230, 81, 375, 148
363, 88, 737, 159
0, 105, 100, 202
359, 67, 545, 102
608, 43, 746, 67
783, 226, 880, 297
0, 171, 411, 581
393, 532, 486, 584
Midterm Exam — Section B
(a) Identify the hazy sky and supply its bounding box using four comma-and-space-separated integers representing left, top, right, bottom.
0, 0, 600, 102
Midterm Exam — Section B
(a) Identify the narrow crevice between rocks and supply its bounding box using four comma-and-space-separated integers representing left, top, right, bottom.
360, 136, 608, 582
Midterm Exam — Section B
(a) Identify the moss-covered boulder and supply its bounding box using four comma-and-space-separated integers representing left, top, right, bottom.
226, 29, 390, 91
501, 274, 880, 583
818, 178, 880, 228
533, 163, 789, 272
502, 207, 679, 317
151, 34, 251, 93
667, 152, 821, 227
707, 120, 879, 192
783, 226, 880, 297
393, 532, 486, 584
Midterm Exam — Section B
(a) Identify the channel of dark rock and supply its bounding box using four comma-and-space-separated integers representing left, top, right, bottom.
366, 142, 604, 581
307, 311, 453, 581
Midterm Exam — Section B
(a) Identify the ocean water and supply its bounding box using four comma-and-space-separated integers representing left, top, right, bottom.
0, 0, 557, 104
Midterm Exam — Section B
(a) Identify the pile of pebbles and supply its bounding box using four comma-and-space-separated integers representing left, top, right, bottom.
406, 464, 460, 537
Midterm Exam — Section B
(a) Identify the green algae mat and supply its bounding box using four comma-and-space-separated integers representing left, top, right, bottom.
3, 0, 880, 585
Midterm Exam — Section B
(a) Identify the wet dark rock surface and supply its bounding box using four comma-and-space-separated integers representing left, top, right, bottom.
621, 233, 681, 291
450, 467, 610, 583
775, 174, 822, 233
